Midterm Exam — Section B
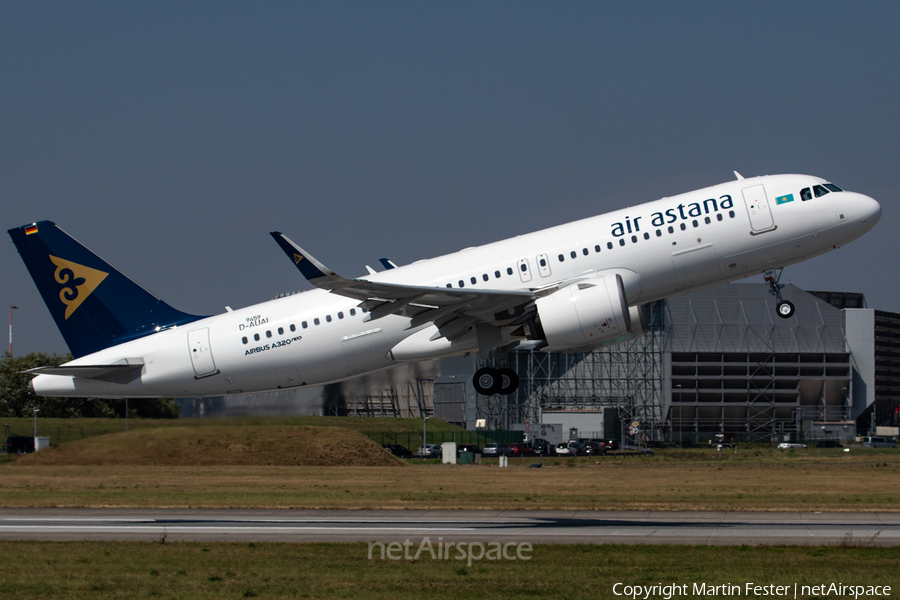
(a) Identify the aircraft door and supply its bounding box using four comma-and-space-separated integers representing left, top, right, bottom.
536, 253, 552, 278
742, 184, 775, 232
187, 328, 218, 378
517, 258, 533, 283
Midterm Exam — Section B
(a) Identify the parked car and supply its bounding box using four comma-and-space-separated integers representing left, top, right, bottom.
777, 442, 807, 449
815, 440, 844, 449
530, 439, 551, 455
4, 436, 34, 454
554, 441, 579, 456
456, 444, 481, 456
507, 442, 528, 456
859, 436, 897, 448
382, 444, 414, 458
604, 440, 620, 451
417, 444, 443, 458
482, 443, 510, 456
582, 441, 603, 455
645, 440, 668, 449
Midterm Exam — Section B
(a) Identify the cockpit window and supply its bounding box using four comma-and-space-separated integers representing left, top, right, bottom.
800, 187, 812, 201
823, 183, 843, 192
813, 184, 829, 198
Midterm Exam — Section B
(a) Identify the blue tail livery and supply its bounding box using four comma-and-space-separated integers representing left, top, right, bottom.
8, 221, 205, 358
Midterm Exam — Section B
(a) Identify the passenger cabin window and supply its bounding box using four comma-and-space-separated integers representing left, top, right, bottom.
290, 324, 296, 332
506, 267, 513, 275
470, 277, 476, 285
594, 245, 601, 252
278, 327, 284, 335
607, 242, 613, 249
494, 270, 501, 278
325, 315, 332, 323
302, 321, 308, 329
668, 226, 674, 234
558, 254, 564, 262
482, 274, 489, 281
459, 280, 464, 287
618, 239, 625, 246
349, 309, 356, 316
570, 251, 576, 259
314, 318, 320, 326
446, 283, 452, 288
337, 312, 344, 319
582, 248, 588, 255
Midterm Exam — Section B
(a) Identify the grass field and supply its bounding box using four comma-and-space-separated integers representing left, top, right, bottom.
7, 425, 402, 467
2, 451, 898, 511
0, 541, 896, 599
2, 417, 898, 511
2, 415, 469, 447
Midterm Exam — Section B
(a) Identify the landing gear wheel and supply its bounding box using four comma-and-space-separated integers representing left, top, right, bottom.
498, 368, 519, 395
776, 300, 795, 319
473, 368, 502, 396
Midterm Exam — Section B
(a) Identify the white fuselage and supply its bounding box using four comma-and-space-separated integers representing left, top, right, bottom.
31, 174, 881, 398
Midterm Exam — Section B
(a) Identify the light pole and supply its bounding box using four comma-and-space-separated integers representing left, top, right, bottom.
33, 408, 39, 440
8, 306, 18, 356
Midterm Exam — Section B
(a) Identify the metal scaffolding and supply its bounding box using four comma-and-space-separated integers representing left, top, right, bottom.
506, 302, 666, 442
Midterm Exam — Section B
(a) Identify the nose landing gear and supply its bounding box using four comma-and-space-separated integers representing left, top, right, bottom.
764, 268, 795, 319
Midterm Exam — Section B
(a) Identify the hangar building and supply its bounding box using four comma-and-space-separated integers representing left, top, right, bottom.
437, 283, 900, 444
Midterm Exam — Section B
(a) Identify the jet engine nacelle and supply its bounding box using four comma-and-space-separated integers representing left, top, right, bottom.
533, 273, 646, 352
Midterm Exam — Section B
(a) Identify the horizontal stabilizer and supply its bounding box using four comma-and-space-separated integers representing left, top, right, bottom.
25, 359, 144, 383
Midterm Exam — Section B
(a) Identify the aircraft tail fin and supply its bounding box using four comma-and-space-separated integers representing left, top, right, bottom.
8, 221, 205, 358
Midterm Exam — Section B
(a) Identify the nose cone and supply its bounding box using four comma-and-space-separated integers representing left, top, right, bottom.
857, 194, 882, 227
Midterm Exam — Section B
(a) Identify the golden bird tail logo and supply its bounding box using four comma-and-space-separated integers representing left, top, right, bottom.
293, 253, 304, 265
48, 255, 109, 319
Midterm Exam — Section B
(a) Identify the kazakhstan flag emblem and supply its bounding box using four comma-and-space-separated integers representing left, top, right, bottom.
775, 194, 794, 205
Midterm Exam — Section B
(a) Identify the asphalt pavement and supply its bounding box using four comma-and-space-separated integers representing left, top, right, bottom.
0, 508, 897, 545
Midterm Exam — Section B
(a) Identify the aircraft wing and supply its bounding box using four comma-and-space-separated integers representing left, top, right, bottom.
270, 232, 540, 331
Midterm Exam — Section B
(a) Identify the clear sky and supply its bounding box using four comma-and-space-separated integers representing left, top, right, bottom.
2, 1, 898, 357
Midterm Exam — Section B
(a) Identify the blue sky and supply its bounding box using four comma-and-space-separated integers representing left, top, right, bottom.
3, 1, 898, 356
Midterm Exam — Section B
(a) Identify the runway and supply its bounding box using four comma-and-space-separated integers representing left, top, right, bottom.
0, 509, 898, 545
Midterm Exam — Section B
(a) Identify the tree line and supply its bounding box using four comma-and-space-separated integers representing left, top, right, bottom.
0, 353, 179, 418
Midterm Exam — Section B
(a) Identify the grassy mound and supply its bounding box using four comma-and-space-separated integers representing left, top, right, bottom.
12, 425, 402, 467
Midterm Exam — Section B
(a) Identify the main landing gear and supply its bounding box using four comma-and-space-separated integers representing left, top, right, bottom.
473, 366, 519, 396
764, 268, 795, 319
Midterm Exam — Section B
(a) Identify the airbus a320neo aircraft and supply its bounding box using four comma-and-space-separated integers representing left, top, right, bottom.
9, 173, 881, 399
